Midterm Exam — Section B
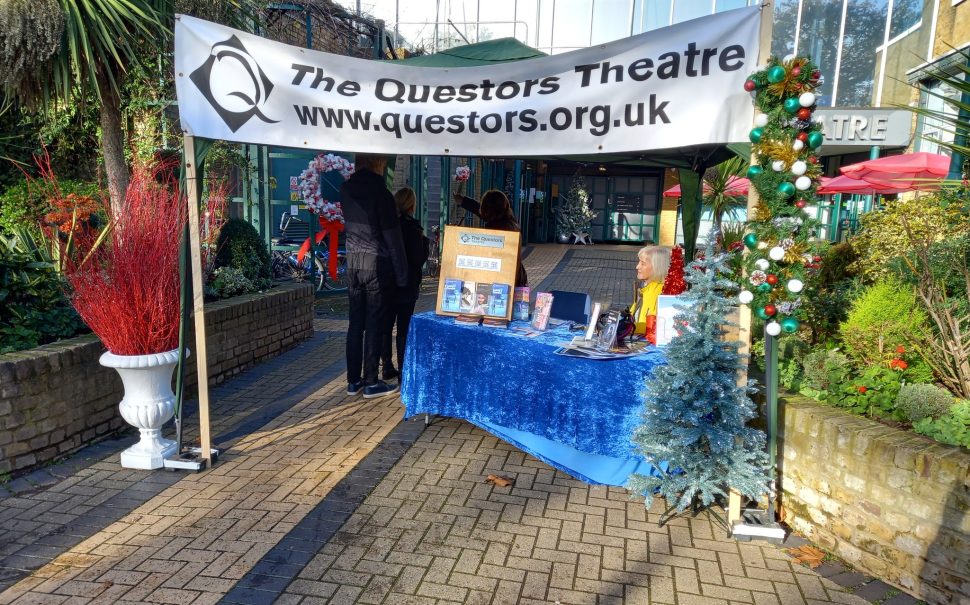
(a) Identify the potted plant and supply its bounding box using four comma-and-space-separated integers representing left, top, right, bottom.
60, 162, 187, 469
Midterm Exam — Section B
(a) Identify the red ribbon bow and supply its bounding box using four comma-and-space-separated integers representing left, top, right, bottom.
297, 217, 344, 280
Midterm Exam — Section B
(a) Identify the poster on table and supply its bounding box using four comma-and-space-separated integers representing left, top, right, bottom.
656, 295, 695, 346
173, 8, 760, 156
436, 226, 519, 321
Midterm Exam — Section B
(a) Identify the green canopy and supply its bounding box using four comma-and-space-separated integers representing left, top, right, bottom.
398, 37, 546, 67
396, 38, 732, 258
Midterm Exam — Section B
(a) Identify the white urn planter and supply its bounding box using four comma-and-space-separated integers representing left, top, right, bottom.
100, 348, 184, 469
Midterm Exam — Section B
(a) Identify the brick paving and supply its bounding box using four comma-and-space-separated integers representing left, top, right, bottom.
0, 244, 910, 604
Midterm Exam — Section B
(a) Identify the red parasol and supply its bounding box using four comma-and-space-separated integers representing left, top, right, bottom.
817, 174, 909, 195
839, 152, 948, 190
663, 176, 749, 198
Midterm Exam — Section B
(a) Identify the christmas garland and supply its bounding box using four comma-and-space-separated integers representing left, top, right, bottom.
740, 57, 824, 336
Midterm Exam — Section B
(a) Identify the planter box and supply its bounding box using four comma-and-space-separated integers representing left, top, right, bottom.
780, 394, 969, 604
0, 282, 314, 476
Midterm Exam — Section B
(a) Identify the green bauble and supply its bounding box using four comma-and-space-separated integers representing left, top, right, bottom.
749, 127, 764, 143
767, 65, 787, 83
781, 317, 800, 333
778, 181, 796, 197
755, 307, 770, 320
758, 283, 772, 293
743, 233, 759, 249
783, 98, 801, 114
747, 165, 764, 179
807, 131, 824, 149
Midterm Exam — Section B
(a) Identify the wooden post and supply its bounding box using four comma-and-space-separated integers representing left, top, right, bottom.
730, 0, 775, 528
182, 135, 213, 466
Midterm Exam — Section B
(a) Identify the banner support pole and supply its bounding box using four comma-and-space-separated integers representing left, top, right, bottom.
182, 134, 214, 467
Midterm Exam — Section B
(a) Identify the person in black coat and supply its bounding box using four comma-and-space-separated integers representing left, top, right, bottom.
342, 154, 408, 399
453, 189, 528, 287
381, 187, 429, 382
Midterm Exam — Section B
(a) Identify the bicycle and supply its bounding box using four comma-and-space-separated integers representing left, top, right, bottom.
424, 224, 441, 279
271, 213, 348, 293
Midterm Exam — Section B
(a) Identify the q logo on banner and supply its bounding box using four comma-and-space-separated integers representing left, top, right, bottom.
189, 35, 279, 132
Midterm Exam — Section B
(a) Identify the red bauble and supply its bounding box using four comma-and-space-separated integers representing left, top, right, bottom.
795, 199, 808, 209
764, 304, 777, 316
744, 80, 757, 92
812, 70, 821, 80
797, 108, 812, 120
797, 132, 809, 142
766, 274, 778, 286
791, 66, 801, 77
809, 156, 819, 164
813, 256, 822, 262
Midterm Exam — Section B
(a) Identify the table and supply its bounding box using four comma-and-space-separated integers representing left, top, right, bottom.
400, 312, 669, 486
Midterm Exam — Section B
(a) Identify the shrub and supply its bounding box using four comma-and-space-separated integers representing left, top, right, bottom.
0, 233, 85, 353
801, 348, 852, 394
206, 266, 255, 299
0, 179, 99, 236
896, 384, 954, 424
913, 399, 970, 448
801, 243, 859, 346
849, 194, 970, 281
214, 219, 271, 291
839, 280, 930, 368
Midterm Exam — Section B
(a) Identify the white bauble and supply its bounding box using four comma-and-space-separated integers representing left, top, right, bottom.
783, 54, 795, 62
791, 160, 807, 176
793, 140, 805, 151
799, 92, 816, 107
739, 290, 754, 304
795, 176, 812, 190
766, 321, 782, 336
755, 258, 770, 270
755, 113, 769, 127
787, 279, 804, 293
769, 246, 786, 261
772, 160, 786, 172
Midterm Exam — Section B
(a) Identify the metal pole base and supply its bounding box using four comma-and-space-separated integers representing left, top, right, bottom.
163, 447, 221, 472
732, 507, 787, 544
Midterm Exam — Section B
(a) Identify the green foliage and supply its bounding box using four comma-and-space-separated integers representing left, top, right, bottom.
0, 179, 99, 236
895, 384, 954, 424
205, 266, 256, 300
913, 400, 970, 448
832, 364, 905, 421
0, 231, 84, 353
214, 219, 271, 292
702, 157, 746, 233
849, 194, 970, 281
839, 280, 929, 367
801, 348, 853, 395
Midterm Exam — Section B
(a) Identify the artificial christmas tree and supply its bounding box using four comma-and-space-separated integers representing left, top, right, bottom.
555, 171, 595, 244
661, 245, 686, 295
628, 239, 769, 524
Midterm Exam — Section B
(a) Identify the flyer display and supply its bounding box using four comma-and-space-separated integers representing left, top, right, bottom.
436, 226, 520, 321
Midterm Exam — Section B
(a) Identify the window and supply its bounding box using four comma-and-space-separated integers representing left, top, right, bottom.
771, 0, 799, 59
797, 0, 843, 106
889, 0, 921, 39
835, 0, 888, 106
672, 0, 711, 24
592, 0, 635, 44
916, 79, 958, 156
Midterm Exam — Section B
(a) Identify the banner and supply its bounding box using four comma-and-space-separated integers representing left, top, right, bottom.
174, 8, 760, 156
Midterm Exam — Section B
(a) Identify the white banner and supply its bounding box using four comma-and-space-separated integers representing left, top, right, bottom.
174, 8, 760, 156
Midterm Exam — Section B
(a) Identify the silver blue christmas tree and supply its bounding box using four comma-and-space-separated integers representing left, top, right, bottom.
628, 239, 769, 517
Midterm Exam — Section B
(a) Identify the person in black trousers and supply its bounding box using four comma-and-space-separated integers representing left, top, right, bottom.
341, 154, 408, 399
380, 187, 429, 382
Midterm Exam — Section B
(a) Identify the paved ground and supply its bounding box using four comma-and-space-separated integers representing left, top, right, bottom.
0, 244, 920, 604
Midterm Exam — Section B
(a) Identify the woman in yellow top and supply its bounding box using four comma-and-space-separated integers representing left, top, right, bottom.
630, 245, 672, 336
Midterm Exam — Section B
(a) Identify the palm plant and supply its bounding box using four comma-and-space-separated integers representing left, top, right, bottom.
703, 156, 748, 236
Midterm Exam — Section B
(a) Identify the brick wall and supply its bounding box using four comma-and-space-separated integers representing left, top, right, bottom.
780, 395, 969, 604
0, 282, 314, 477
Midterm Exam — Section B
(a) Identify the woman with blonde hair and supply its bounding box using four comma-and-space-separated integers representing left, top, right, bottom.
380, 187, 429, 382
630, 245, 672, 336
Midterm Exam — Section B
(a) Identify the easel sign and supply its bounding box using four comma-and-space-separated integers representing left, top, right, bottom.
435, 226, 520, 321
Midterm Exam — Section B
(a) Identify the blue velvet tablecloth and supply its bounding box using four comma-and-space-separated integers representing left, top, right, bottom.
400, 312, 668, 485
